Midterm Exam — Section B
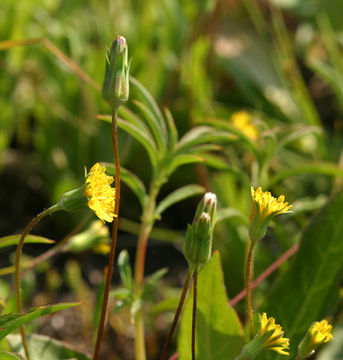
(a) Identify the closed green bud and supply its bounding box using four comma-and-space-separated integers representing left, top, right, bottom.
183, 193, 217, 269
58, 185, 88, 212
102, 35, 130, 109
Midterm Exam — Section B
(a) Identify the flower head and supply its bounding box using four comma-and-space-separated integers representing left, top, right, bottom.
298, 320, 333, 358
231, 111, 259, 140
249, 186, 292, 242
259, 313, 290, 356
84, 163, 116, 223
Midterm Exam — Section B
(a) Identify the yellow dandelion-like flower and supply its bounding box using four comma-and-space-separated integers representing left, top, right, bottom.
251, 186, 292, 219
309, 320, 333, 345
84, 163, 116, 223
231, 111, 259, 140
259, 313, 290, 356
298, 320, 333, 358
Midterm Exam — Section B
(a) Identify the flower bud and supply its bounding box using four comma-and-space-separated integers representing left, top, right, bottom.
102, 35, 130, 109
297, 320, 333, 359
58, 186, 88, 212
183, 193, 217, 269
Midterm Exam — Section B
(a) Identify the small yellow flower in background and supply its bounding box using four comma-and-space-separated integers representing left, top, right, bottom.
259, 313, 290, 356
231, 111, 259, 140
297, 320, 333, 359
249, 186, 292, 242
251, 186, 292, 219
235, 312, 289, 359
84, 163, 116, 223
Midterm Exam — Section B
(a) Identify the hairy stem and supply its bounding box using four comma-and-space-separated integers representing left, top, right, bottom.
160, 271, 193, 360
93, 109, 121, 360
15, 204, 59, 360
245, 240, 255, 339
192, 269, 198, 360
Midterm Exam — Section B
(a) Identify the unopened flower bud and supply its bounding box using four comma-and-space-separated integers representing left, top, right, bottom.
58, 186, 88, 212
183, 193, 217, 269
102, 35, 130, 109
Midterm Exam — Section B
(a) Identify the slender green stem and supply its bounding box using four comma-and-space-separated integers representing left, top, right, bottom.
93, 109, 121, 360
245, 240, 255, 339
160, 271, 193, 360
15, 204, 59, 360
133, 184, 160, 360
192, 269, 198, 360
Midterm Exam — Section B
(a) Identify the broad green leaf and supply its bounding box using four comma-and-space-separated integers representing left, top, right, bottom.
104, 164, 148, 208
0, 235, 55, 249
269, 162, 343, 185
133, 99, 167, 152
118, 250, 133, 291
0, 302, 80, 340
7, 334, 90, 360
0, 351, 24, 360
261, 190, 343, 358
178, 251, 244, 360
155, 184, 205, 218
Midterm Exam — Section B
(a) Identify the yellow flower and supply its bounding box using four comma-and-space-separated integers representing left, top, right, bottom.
309, 320, 333, 345
231, 111, 259, 140
84, 163, 116, 223
259, 313, 290, 356
251, 186, 292, 219
297, 320, 333, 358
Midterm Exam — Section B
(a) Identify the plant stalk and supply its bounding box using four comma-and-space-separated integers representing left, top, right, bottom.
160, 271, 193, 360
133, 184, 160, 360
93, 109, 121, 360
15, 204, 59, 360
192, 269, 198, 360
245, 240, 255, 339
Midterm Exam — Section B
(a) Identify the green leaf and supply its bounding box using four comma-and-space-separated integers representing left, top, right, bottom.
96, 114, 158, 168
0, 351, 25, 360
215, 207, 248, 225
261, 190, 343, 358
155, 184, 205, 218
163, 107, 178, 154
142, 268, 168, 299
130, 76, 166, 134
169, 154, 206, 172
178, 251, 244, 360
133, 99, 167, 152
0, 235, 55, 249
269, 162, 343, 185
118, 250, 133, 291
0, 302, 80, 341
7, 334, 90, 360
118, 106, 152, 134
104, 164, 148, 208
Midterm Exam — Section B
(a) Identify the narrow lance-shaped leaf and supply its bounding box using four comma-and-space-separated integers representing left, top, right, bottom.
0, 351, 25, 360
96, 114, 158, 168
133, 99, 167, 153
155, 184, 205, 218
269, 162, 343, 186
130, 76, 167, 133
261, 190, 343, 358
104, 164, 148, 208
0, 303, 80, 341
0, 235, 55, 249
164, 107, 178, 154
7, 334, 90, 360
